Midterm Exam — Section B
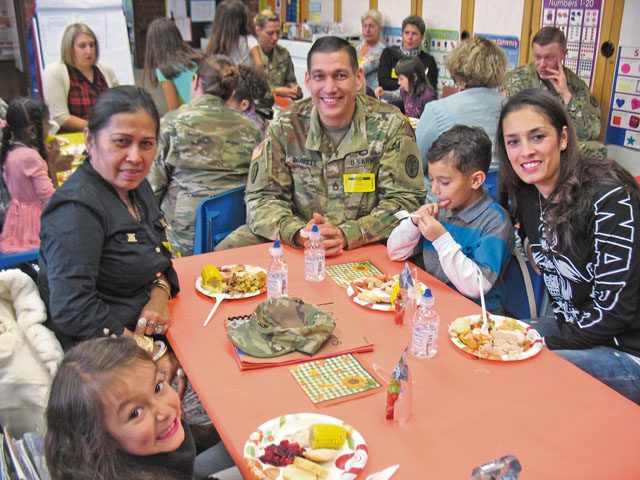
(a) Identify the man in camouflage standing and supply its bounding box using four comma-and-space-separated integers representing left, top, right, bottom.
217, 36, 426, 256
149, 56, 262, 255
504, 26, 606, 158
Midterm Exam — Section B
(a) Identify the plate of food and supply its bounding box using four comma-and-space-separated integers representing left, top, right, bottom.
449, 314, 544, 361
347, 274, 425, 311
196, 264, 267, 299
244, 413, 368, 480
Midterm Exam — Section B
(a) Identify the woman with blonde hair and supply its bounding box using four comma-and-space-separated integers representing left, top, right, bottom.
205, 0, 257, 66
43, 23, 118, 132
356, 9, 385, 91
416, 36, 507, 195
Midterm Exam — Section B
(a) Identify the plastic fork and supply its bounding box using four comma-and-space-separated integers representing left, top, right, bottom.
476, 267, 489, 335
203, 293, 228, 326
366, 464, 400, 480
393, 210, 420, 221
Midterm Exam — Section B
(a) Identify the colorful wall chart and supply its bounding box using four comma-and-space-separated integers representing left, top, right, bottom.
541, 0, 603, 88
476, 33, 520, 71
424, 29, 459, 96
605, 47, 640, 151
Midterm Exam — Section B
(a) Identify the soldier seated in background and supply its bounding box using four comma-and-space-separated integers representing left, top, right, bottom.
217, 36, 426, 257
503, 26, 606, 158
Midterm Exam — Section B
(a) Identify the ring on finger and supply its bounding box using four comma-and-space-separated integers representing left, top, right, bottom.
155, 323, 165, 334
147, 320, 156, 331
176, 368, 186, 378
137, 317, 148, 329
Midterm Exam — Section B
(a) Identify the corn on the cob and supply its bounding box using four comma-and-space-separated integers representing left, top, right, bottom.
309, 424, 346, 450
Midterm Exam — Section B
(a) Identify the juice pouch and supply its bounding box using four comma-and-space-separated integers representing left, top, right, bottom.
385, 348, 412, 423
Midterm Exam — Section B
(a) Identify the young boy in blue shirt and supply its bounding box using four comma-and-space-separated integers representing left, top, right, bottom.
387, 125, 514, 312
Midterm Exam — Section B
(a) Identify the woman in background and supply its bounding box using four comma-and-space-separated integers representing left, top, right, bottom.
416, 36, 507, 197
143, 17, 204, 111
227, 64, 270, 134
497, 89, 640, 404
377, 15, 437, 108
205, 0, 257, 66
149, 56, 261, 255
356, 9, 385, 91
43, 23, 118, 132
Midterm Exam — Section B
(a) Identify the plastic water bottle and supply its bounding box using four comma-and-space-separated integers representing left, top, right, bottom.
411, 289, 439, 358
267, 240, 288, 298
304, 225, 325, 281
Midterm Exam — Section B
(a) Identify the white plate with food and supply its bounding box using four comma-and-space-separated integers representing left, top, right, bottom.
244, 413, 368, 480
347, 274, 425, 312
196, 264, 267, 299
449, 314, 544, 361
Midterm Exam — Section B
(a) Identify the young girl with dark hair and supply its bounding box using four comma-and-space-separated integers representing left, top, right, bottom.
375, 56, 436, 118
204, 0, 257, 66
496, 88, 640, 404
143, 17, 204, 111
0, 98, 59, 253
46, 337, 197, 479
227, 64, 270, 134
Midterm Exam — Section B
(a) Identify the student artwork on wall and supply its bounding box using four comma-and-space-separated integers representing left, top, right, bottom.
541, 0, 603, 88
424, 29, 459, 96
605, 46, 640, 151
475, 33, 520, 71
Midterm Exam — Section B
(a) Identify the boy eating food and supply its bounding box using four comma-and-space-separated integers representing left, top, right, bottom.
387, 125, 513, 313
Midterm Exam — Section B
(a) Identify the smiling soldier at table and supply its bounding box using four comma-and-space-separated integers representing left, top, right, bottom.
217, 36, 426, 256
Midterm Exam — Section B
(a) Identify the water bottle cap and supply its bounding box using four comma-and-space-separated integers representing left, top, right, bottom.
273, 240, 281, 249
423, 288, 433, 298
311, 225, 319, 234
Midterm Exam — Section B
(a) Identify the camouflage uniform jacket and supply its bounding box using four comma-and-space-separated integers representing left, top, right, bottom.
149, 94, 261, 254
246, 94, 426, 249
504, 62, 601, 142
257, 43, 298, 91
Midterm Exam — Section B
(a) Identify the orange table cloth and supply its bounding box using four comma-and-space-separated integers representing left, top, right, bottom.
168, 244, 640, 480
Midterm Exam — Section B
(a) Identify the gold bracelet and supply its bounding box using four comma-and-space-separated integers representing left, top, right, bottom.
152, 279, 172, 300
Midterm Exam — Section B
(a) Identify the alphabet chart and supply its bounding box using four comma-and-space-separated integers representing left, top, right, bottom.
542, 0, 603, 88
606, 46, 640, 151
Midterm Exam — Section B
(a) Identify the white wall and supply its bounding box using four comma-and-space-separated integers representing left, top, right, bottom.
340, 0, 369, 36
606, 0, 640, 175
377, 0, 412, 28
422, 0, 461, 31
473, 0, 524, 37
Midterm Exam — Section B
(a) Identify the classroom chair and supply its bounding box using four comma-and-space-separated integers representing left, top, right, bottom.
502, 248, 547, 320
192, 187, 246, 255
0, 249, 39, 271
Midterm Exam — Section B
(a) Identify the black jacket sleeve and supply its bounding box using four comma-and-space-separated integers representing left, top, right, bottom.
378, 47, 400, 91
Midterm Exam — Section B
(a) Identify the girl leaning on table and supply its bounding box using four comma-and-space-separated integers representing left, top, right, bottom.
0, 98, 60, 253
46, 336, 216, 480
496, 89, 640, 404
37, 86, 233, 473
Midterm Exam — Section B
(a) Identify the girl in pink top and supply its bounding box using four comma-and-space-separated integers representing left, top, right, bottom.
0, 98, 58, 253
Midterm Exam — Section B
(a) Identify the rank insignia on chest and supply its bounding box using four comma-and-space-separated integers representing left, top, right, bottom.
126, 233, 138, 243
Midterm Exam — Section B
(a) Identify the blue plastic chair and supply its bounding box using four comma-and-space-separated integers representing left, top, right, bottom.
0, 248, 39, 270
192, 187, 246, 255
502, 249, 547, 320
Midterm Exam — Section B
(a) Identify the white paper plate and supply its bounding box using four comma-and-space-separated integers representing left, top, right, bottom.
449, 314, 544, 361
243, 413, 368, 480
195, 264, 266, 300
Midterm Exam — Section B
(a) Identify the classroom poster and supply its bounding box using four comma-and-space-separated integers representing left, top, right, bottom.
382, 26, 402, 47
605, 46, 640, 151
541, 0, 603, 88
476, 33, 520, 71
424, 29, 459, 95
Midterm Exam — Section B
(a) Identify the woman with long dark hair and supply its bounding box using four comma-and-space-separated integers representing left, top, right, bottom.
497, 89, 640, 403
204, 0, 256, 66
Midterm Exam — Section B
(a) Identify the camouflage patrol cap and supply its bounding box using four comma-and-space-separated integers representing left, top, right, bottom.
226, 296, 336, 358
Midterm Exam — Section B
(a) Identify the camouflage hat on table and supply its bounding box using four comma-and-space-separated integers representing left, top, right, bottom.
226, 296, 336, 358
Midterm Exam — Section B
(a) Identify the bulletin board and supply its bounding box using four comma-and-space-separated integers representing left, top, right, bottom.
476, 33, 520, 71
605, 46, 640, 151
424, 28, 459, 95
541, 0, 603, 88
35, 0, 134, 85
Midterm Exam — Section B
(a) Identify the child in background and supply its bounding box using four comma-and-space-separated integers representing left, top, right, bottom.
0, 98, 58, 253
227, 64, 270, 135
387, 125, 514, 313
46, 337, 232, 480
374, 56, 436, 118
144, 17, 204, 111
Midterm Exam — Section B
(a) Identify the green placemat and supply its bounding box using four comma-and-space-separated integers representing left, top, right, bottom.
289, 354, 382, 406
325, 261, 383, 288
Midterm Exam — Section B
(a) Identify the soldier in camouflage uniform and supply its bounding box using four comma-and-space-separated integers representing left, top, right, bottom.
217, 36, 426, 256
251, 10, 302, 118
149, 56, 261, 255
504, 26, 606, 158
